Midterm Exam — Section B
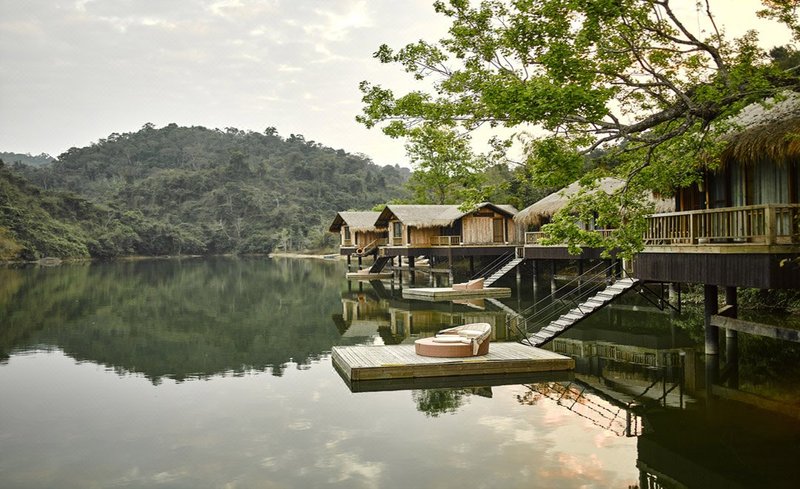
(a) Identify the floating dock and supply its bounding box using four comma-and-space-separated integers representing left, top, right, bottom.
332, 342, 574, 383
401, 286, 511, 301
338, 369, 574, 393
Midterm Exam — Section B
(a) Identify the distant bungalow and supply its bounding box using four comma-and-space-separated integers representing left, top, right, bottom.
328, 211, 386, 257
375, 203, 519, 248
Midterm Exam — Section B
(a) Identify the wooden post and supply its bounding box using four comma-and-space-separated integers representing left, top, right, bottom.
347, 255, 352, 268
469, 256, 475, 275
704, 284, 719, 355
765, 205, 776, 245
357, 255, 362, 270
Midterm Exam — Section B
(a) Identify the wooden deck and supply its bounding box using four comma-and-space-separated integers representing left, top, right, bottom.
332, 342, 574, 382
401, 286, 511, 301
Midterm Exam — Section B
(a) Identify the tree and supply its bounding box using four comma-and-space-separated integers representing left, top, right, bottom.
358, 0, 800, 255
404, 124, 490, 204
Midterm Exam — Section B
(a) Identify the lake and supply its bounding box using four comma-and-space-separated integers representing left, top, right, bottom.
1, 256, 799, 488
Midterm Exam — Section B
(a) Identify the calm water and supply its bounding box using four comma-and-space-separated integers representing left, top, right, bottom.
1, 257, 799, 488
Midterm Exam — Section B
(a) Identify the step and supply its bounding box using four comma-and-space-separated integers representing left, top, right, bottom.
550, 316, 575, 329
542, 322, 561, 331
530, 333, 548, 344
563, 313, 583, 322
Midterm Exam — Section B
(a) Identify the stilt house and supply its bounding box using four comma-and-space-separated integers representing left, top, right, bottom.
328, 211, 386, 256
638, 92, 800, 289
374, 203, 519, 247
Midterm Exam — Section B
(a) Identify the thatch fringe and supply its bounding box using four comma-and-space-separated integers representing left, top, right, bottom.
714, 91, 800, 168
329, 211, 384, 233
720, 117, 800, 168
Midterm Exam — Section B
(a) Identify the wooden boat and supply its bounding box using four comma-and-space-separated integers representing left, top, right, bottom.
414, 323, 492, 358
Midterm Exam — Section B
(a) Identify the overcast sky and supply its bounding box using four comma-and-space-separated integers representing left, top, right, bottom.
0, 0, 793, 167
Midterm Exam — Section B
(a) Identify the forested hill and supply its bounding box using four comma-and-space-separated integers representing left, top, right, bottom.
2, 124, 410, 260
0, 152, 55, 167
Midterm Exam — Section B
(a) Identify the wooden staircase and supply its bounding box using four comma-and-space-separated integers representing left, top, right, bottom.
368, 255, 393, 273
527, 277, 639, 346
484, 257, 524, 286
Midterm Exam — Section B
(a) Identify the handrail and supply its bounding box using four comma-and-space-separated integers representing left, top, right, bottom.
430, 235, 461, 246
645, 203, 800, 246
471, 252, 515, 280
508, 261, 622, 344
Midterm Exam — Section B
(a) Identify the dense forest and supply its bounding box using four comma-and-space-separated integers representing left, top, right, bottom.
0, 124, 411, 260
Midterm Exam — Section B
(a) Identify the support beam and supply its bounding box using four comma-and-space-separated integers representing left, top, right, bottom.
710, 315, 800, 343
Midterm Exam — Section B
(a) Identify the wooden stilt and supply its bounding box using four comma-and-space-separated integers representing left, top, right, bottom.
704, 284, 719, 355
725, 286, 739, 388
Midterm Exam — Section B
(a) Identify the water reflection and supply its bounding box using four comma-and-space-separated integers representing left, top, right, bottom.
3, 259, 800, 488
335, 282, 517, 346
0, 257, 347, 381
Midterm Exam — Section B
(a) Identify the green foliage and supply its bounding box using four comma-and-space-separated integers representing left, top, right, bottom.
7, 124, 410, 259
404, 124, 492, 204
359, 0, 800, 255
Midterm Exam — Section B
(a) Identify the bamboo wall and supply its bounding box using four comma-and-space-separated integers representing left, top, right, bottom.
461, 212, 515, 244
354, 231, 382, 248
408, 227, 439, 246
462, 216, 495, 244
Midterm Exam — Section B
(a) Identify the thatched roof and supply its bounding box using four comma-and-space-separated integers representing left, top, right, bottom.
514, 177, 674, 227
375, 203, 518, 228
719, 91, 800, 167
328, 211, 383, 233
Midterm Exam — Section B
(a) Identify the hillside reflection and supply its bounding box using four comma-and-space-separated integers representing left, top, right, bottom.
0, 257, 347, 382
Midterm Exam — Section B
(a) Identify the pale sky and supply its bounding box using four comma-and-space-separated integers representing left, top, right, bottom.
0, 0, 794, 167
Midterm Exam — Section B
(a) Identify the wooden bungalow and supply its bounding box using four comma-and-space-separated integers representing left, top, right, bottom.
375, 203, 519, 247
632, 92, 800, 360
515, 177, 672, 260
328, 211, 386, 256
644, 92, 800, 250
373, 203, 520, 262
637, 92, 800, 289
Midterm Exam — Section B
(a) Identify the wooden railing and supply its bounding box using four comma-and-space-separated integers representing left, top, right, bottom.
430, 235, 461, 246
644, 204, 800, 246
525, 229, 614, 245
